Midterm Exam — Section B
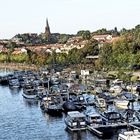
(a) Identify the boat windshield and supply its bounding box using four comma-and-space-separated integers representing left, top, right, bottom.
91, 116, 101, 120
109, 113, 120, 119
49, 102, 55, 105
99, 99, 105, 104
73, 117, 85, 122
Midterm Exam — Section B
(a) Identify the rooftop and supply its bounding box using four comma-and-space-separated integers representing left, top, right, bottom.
67, 111, 85, 118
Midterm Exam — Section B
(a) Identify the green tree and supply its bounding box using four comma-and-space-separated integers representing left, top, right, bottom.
99, 43, 112, 68
58, 34, 69, 44
77, 30, 91, 40
82, 31, 91, 40
81, 39, 98, 57
117, 70, 130, 82
5, 42, 15, 62
93, 28, 109, 35
77, 30, 86, 36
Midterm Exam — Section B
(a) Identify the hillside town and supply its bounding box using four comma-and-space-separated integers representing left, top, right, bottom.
0, 18, 119, 56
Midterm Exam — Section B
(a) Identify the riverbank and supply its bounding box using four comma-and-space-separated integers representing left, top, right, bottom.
0, 63, 95, 72
0, 63, 38, 71
1, 63, 140, 80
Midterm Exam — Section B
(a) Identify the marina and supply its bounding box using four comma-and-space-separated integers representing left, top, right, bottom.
1, 69, 140, 140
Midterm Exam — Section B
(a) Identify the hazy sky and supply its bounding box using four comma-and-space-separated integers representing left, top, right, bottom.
0, 0, 140, 39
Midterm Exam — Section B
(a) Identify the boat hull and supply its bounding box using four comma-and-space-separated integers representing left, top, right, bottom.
22, 93, 37, 99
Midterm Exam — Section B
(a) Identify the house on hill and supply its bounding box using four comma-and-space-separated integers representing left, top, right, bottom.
12, 48, 27, 55
93, 34, 112, 42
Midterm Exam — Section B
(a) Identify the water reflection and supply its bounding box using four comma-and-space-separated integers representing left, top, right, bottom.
68, 131, 82, 140
0, 68, 12, 76
43, 111, 63, 118
66, 130, 99, 140
23, 98, 39, 108
43, 112, 63, 123
9, 87, 22, 95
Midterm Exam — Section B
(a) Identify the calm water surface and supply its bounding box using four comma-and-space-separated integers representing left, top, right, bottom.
0, 71, 119, 140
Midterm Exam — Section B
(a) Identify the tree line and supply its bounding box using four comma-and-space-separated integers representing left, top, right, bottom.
99, 25, 140, 70
2, 25, 140, 70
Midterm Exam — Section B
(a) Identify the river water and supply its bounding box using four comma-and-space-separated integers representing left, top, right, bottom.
0, 70, 119, 140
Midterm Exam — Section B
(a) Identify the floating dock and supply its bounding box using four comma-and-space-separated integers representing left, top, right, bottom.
87, 122, 140, 138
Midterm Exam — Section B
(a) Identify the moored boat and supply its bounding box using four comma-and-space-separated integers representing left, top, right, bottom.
115, 99, 129, 109
22, 85, 37, 99
62, 100, 85, 112
64, 111, 86, 131
100, 110, 123, 125
35, 86, 46, 99
46, 102, 62, 115
118, 129, 140, 140
40, 96, 62, 116
9, 78, 20, 88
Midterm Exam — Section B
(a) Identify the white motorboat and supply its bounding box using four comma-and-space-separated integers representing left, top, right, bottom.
9, 78, 20, 88
110, 85, 122, 93
64, 111, 86, 131
22, 85, 36, 99
118, 129, 140, 140
115, 99, 129, 109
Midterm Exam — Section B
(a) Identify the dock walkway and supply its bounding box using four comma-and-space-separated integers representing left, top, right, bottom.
87, 121, 140, 137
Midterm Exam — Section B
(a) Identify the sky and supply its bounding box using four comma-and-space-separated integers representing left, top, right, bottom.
0, 0, 140, 39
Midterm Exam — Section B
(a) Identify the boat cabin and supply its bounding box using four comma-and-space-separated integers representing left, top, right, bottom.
101, 111, 123, 124
64, 111, 86, 131
95, 96, 106, 108
86, 113, 102, 126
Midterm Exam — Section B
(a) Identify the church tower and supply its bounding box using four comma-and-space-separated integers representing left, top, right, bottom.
45, 18, 51, 41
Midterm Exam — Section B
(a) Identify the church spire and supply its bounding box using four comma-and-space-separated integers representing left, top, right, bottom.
45, 18, 51, 41
46, 18, 49, 29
